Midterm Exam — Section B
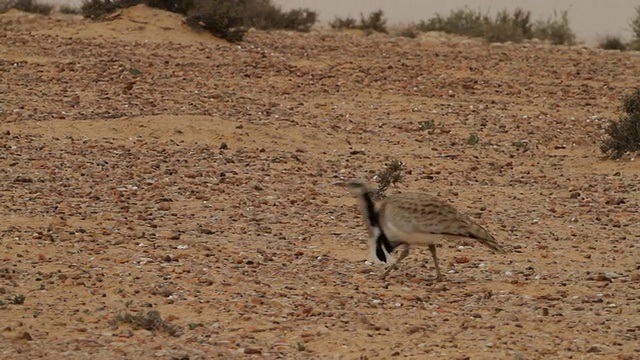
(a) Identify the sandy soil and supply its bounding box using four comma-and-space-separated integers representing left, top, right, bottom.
1, 5, 639, 360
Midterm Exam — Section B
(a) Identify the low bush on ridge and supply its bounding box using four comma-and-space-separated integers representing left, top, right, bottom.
79, 0, 317, 42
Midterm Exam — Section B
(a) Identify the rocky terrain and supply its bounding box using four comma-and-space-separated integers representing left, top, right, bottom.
1, 5, 639, 360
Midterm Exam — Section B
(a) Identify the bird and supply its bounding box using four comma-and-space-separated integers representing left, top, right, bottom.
339, 179, 506, 282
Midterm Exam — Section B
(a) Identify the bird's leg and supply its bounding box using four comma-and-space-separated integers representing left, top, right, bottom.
380, 244, 410, 280
429, 244, 443, 282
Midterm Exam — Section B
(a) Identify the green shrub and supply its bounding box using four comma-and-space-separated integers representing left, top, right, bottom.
417, 7, 489, 38
417, 7, 575, 45
185, 0, 246, 42
0, 0, 54, 15
329, 16, 357, 29
110, 310, 181, 337
330, 9, 387, 33
359, 9, 387, 33
483, 8, 532, 43
243, 0, 317, 32
598, 36, 627, 51
601, 88, 640, 159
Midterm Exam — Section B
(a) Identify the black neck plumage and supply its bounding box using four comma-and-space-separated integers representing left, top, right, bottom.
359, 190, 396, 263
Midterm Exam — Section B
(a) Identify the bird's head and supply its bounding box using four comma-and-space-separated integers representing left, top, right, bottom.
335, 179, 373, 196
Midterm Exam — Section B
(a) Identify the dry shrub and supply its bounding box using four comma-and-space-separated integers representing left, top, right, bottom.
373, 159, 406, 200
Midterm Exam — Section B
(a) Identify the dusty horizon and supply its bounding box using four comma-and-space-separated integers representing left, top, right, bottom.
43, 0, 639, 44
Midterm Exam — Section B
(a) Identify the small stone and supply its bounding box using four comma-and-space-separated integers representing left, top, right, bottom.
157, 202, 171, 211
198, 227, 214, 234
316, 325, 330, 335
585, 345, 601, 353
359, 314, 373, 325
506, 314, 519, 322
118, 329, 134, 338
604, 272, 621, 279
13, 175, 33, 183
595, 273, 612, 282
17, 332, 32, 341
219, 142, 229, 150
541, 308, 549, 316
243, 347, 261, 355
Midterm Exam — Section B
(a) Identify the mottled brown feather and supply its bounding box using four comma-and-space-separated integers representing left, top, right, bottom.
378, 192, 506, 253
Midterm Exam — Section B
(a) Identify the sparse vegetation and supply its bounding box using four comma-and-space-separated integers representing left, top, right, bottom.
601, 88, 640, 159
145, 0, 193, 14
467, 133, 480, 145
418, 7, 488, 38
359, 9, 387, 34
531, 10, 576, 45
11, 294, 26, 305
80, 0, 317, 42
373, 159, 406, 200
242, 1, 317, 32
417, 7, 575, 45
598, 35, 627, 51
184, 0, 247, 42
512, 140, 528, 149
80, 0, 141, 20
329, 15, 357, 30
597, 6, 640, 51
59, 4, 81, 14
110, 310, 181, 337
0, 0, 53, 15
483, 8, 532, 43
418, 120, 435, 130
397, 24, 419, 38
330, 9, 387, 34
628, 5, 640, 50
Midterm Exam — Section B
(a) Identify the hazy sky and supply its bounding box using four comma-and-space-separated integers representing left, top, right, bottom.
46, 0, 639, 44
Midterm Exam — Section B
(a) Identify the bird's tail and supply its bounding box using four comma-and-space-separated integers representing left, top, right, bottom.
463, 219, 506, 254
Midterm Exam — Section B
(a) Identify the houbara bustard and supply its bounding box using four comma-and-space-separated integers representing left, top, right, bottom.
339, 180, 506, 281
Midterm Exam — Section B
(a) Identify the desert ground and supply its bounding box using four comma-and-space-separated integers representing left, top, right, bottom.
1, 5, 639, 360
